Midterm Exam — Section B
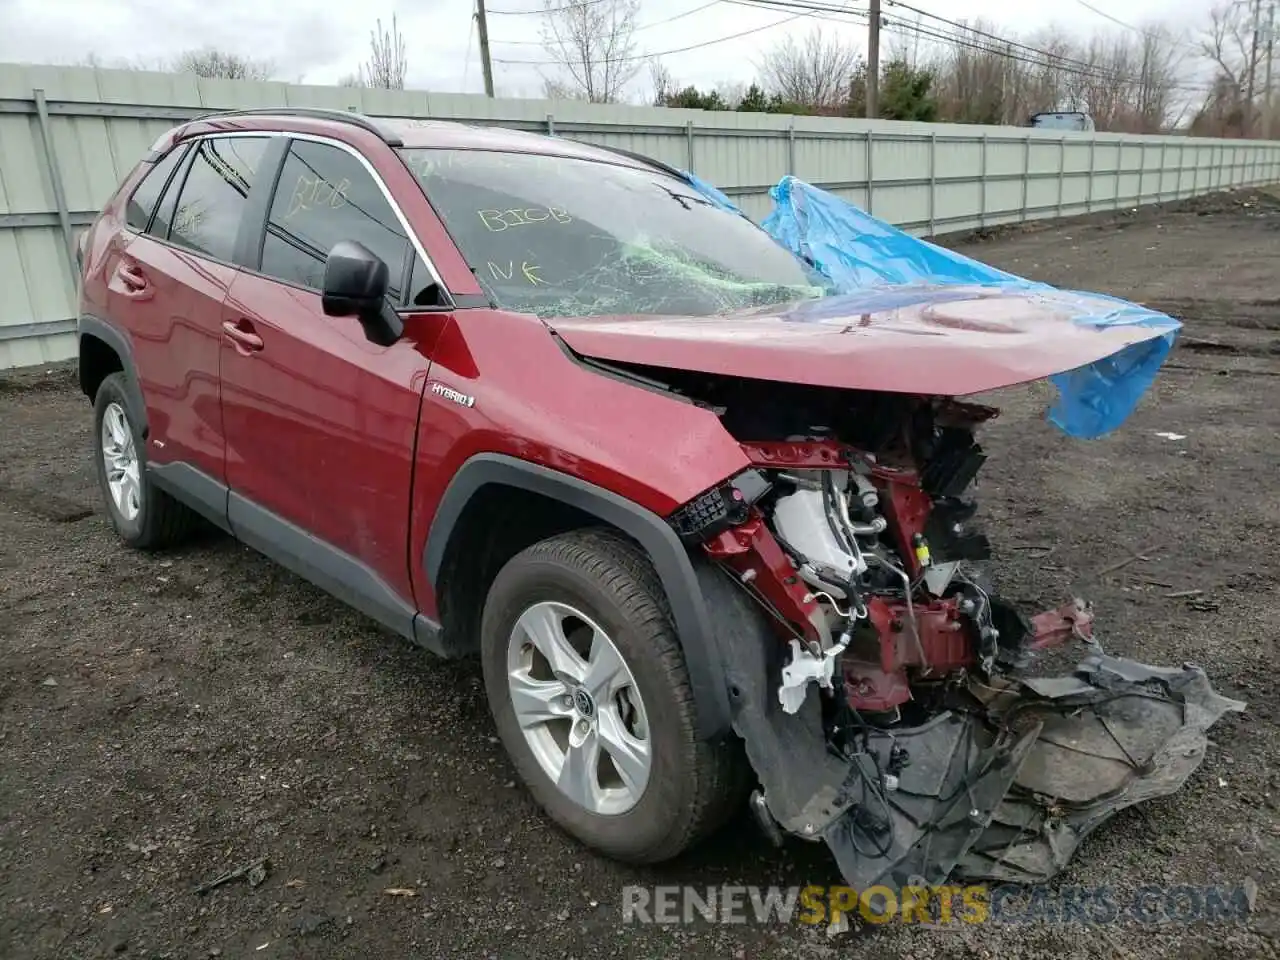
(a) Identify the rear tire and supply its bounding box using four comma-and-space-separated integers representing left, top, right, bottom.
480, 528, 747, 863
92, 372, 199, 550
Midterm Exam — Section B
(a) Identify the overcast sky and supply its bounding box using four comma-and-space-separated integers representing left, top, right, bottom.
0, 0, 1214, 101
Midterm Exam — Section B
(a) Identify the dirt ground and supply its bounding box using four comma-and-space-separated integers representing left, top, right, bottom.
2, 187, 1278, 960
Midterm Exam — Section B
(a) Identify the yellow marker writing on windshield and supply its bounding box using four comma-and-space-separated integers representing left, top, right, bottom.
487, 260, 548, 286
478, 208, 572, 232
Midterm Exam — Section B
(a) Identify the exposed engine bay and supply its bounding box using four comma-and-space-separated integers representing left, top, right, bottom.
656, 372, 1245, 889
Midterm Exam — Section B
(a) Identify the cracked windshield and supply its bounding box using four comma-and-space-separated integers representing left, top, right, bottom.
400, 148, 830, 318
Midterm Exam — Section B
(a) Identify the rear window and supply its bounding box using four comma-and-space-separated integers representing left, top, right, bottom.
399, 148, 827, 318
125, 144, 190, 231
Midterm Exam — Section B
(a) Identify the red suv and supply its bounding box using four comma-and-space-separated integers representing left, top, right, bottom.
78, 108, 1237, 891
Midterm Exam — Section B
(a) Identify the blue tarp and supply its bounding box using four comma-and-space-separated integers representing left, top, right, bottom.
680, 170, 744, 216
681, 172, 1182, 439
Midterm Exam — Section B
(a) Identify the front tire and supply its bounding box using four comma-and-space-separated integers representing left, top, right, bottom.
480, 528, 746, 864
92, 372, 199, 549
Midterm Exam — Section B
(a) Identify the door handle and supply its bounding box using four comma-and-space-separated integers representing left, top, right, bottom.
115, 262, 152, 300
222, 319, 264, 354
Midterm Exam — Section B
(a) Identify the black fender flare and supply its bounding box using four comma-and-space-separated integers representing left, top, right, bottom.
78, 314, 148, 438
423, 453, 733, 741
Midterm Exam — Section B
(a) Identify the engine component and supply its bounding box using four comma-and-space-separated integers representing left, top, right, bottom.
703, 516, 826, 643
876, 480, 933, 578
849, 471, 879, 519
779, 635, 849, 714
911, 532, 931, 569
700, 409, 1240, 896
922, 560, 960, 595
669, 469, 771, 545
919, 425, 987, 498
771, 477, 868, 593
841, 596, 977, 711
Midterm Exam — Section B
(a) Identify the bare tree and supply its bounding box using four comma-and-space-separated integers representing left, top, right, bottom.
910, 16, 1191, 132
1199, 3, 1253, 91
885, 13, 930, 68
75, 52, 165, 71
542, 77, 584, 100
1134, 27, 1189, 130
714, 80, 749, 109
358, 15, 408, 90
757, 26, 862, 111
171, 48, 274, 80
648, 58, 675, 105
1195, 3, 1258, 135
931, 22, 1015, 123
1072, 26, 1185, 133
539, 0, 642, 104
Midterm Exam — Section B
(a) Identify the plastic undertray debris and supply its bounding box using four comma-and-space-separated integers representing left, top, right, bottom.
736, 651, 1243, 888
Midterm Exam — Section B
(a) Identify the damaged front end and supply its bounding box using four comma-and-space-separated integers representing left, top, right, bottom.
667, 393, 1243, 889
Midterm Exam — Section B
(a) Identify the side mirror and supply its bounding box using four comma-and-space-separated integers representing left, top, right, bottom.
321, 240, 404, 347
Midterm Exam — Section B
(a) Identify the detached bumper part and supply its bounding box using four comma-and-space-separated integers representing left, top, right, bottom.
743, 653, 1243, 889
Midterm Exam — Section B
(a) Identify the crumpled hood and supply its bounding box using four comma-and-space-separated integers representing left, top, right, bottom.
550, 284, 1178, 398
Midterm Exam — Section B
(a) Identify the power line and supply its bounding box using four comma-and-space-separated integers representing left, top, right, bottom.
722, 0, 868, 21
880, 12, 1216, 93
487, 0, 1214, 96
491, 11, 812, 65
1072, 0, 1144, 35
1070, 0, 1201, 54
491, 0, 725, 44
885, 0, 1154, 79
736, 0, 1215, 93
488, 0, 611, 15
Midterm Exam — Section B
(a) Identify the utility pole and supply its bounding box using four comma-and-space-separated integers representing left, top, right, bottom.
1247, 0, 1261, 133
866, 0, 880, 119
476, 0, 495, 98
1265, 0, 1276, 140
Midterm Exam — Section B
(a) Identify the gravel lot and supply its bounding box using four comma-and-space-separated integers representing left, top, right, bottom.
2, 188, 1278, 959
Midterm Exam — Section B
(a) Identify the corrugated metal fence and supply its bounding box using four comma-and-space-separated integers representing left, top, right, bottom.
3, 62, 1279, 369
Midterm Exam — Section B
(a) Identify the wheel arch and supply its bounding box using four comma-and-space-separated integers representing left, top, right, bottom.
423, 453, 733, 741
78, 315, 147, 437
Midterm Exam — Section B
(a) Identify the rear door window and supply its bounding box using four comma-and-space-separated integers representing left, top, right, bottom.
125, 144, 190, 231
167, 136, 270, 262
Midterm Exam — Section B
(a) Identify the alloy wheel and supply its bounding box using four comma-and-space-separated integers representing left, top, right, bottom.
506, 601, 652, 815
101, 401, 141, 522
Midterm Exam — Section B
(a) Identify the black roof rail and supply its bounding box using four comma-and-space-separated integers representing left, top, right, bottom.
187, 106, 404, 147
562, 139, 686, 180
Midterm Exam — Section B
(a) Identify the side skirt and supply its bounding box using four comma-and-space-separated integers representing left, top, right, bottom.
146, 461, 444, 653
